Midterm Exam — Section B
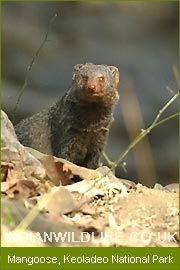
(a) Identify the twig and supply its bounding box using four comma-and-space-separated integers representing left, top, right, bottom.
173, 65, 179, 86
153, 112, 179, 128
114, 91, 179, 167
13, 193, 53, 231
13, 13, 58, 122
102, 151, 115, 173
166, 86, 176, 96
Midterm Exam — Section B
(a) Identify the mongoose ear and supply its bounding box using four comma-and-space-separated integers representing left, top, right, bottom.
108, 66, 120, 86
72, 64, 84, 80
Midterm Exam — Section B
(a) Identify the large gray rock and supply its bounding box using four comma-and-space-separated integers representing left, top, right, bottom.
1, 110, 45, 179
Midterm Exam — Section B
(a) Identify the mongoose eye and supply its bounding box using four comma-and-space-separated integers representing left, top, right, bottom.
98, 76, 105, 82
82, 75, 88, 81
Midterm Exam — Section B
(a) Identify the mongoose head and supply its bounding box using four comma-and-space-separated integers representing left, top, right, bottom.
72, 63, 119, 106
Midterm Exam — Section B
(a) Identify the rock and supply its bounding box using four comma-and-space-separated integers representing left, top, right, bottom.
1, 110, 46, 179
1, 197, 83, 247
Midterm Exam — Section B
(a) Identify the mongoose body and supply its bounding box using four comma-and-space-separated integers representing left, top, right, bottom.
15, 63, 119, 169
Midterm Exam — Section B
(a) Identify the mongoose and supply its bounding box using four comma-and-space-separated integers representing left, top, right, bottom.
15, 63, 119, 169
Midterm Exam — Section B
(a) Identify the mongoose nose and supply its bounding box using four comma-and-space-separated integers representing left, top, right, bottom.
87, 85, 96, 91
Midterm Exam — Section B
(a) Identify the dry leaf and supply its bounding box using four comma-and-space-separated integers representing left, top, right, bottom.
26, 147, 100, 183
79, 203, 97, 215
1, 162, 10, 182
85, 217, 108, 231
2, 179, 37, 202
38, 187, 76, 215
35, 154, 74, 186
